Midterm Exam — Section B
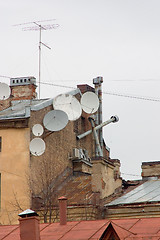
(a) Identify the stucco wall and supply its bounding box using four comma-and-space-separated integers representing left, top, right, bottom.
91, 158, 118, 199
0, 128, 30, 224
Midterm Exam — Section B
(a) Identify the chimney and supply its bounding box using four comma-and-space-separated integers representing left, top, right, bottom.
18, 209, 40, 240
77, 84, 94, 94
10, 76, 37, 100
141, 161, 160, 180
58, 196, 67, 225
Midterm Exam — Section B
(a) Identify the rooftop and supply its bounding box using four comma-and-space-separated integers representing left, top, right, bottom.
1, 217, 160, 239
106, 180, 160, 206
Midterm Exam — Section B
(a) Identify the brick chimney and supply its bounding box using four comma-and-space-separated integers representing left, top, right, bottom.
58, 196, 67, 225
77, 84, 94, 94
10, 76, 37, 100
141, 161, 160, 180
18, 209, 40, 240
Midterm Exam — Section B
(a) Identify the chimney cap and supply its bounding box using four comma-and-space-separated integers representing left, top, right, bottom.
18, 209, 39, 218
58, 196, 67, 201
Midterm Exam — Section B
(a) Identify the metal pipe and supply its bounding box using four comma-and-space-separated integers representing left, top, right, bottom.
77, 115, 119, 140
39, 25, 42, 99
98, 77, 103, 154
89, 118, 103, 157
93, 78, 100, 156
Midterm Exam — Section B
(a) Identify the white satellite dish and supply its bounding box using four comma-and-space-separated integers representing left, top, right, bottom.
43, 109, 68, 131
53, 94, 82, 121
0, 82, 11, 100
81, 92, 99, 114
32, 124, 44, 136
29, 138, 46, 156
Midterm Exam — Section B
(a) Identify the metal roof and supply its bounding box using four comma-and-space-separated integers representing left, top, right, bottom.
0, 88, 81, 120
0, 99, 52, 120
106, 180, 160, 206
1, 218, 160, 239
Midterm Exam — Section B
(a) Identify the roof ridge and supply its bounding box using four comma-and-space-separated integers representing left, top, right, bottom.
88, 221, 110, 240
111, 220, 137, 236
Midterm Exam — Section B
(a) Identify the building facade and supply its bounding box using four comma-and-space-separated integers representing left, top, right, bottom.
0, 77, 122, 224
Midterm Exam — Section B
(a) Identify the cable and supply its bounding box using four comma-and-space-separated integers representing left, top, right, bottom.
40, 81, 160, 102
40, 81, 76, 89
121, 172, 141, 177
103, 91, 160, 102
0, 77, 159, 102
0, 75, 11, 79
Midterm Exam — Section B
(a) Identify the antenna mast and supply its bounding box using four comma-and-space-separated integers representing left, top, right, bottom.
13, 19, 59, 99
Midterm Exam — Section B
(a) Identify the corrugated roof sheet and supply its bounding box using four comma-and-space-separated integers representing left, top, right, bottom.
106, 180, 160, 206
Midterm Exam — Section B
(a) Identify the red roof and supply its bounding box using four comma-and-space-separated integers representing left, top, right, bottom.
1, 217, 160, 239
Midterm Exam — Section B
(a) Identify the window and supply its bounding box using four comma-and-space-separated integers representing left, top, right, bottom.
0, 137, 1, 152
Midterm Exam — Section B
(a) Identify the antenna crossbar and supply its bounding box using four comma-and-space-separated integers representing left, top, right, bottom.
13, 19, 59, 99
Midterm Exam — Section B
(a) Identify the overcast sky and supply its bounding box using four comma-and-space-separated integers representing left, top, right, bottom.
1, 0, 160, 180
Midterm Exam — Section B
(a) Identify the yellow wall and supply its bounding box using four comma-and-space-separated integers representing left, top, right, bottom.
0, 128, 30, 224
91, 159, 121, 199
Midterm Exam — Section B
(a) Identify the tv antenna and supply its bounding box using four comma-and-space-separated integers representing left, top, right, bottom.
13, 19, 59, 99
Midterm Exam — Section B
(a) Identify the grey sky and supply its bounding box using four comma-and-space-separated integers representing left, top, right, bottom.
1, 0, 160, 179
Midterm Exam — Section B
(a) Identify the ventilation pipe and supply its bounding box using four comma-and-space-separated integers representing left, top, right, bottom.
58, 196, 67, 225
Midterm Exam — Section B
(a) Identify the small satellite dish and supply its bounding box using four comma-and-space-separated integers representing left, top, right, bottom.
29, 138, 46, 156
81, 92, 99, 114
0, 82, 11, 100
53, 94, 82, 121
32, 124, 44, 136
43, 109, 68, 131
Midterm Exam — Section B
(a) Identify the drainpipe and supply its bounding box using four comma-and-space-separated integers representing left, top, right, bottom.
58, 196, 67, 225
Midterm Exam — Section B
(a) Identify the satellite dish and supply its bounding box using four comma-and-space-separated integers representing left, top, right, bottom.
0, 82, 11, 100
43, 109, 68, 131
32, 124, 44, 136
81, 92, 99, 114
53, 94, 82, 121
29, 138, 46, 156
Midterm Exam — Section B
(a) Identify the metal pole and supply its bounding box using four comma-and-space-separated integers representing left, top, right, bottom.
98, 77, 103, 154
39, 25, 42, 99
93, 79, 99, 156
